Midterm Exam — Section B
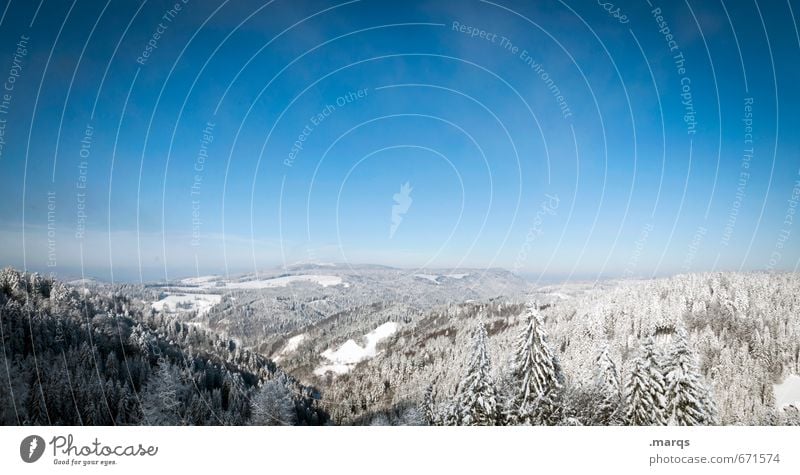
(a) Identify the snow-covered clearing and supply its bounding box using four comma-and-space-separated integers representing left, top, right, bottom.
774, 374, 800, 409
225, 275, 346, 289
282, 334, 307, 353
179, 275, 220, 285
274, 334, 307, 361
414, 274, 441, 284
314, 322, 398, 376
151, 293, 221, 316
549, 292, 571, 300
162, 286, 224, 293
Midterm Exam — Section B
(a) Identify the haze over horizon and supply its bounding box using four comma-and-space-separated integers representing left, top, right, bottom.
0, 0, 798, 283
18, 261, 790, 287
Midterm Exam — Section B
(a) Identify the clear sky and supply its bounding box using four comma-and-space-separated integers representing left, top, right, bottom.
0, 0, 798, 282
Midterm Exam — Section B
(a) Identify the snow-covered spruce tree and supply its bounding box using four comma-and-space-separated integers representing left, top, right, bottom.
456, 322, 502, 425
594, 344, 622, 424
624, 337, 667, 426
250, 377, 296, 426
421, 383, 437, 425
439, 399, 460, 426
665, 329, 717, 425
140, 360, 187, 425
505, 303, 564, 425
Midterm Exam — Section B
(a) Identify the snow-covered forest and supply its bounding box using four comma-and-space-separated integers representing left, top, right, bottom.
0, 267, 325, 425
1, 266, 798, 426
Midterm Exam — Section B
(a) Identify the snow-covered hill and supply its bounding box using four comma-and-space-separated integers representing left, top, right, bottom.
314, 322, 399, 375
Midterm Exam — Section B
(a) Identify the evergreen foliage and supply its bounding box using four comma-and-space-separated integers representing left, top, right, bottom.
456, 322, 502, 425
624, 337, 667, 426
505, 303, 563, 425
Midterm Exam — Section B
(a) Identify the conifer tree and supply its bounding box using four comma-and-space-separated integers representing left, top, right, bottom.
250, 377, 296, 426
506, 303, 564, 425
665, 329, 717, 425
456, 322, 502, 425
595, 344, 622, 423
140, 360, 186, 425
624, 337, 667, 425
421, 383, 437, 425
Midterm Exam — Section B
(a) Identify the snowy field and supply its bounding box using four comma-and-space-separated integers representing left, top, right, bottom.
774, 374, 800, 409
151, 293, 222, 316
152, 274, 349, 323
225, 275, 346, 289
179, 275, 220, 285
274, 334, 307, 361
314, 322, 398, 375
172, 274, 347, 290
414, 274, 441, 284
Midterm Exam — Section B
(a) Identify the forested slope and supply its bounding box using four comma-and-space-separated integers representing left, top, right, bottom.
0, 268, 327, 425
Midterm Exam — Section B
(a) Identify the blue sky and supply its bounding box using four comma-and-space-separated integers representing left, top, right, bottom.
0, 0, 798, 282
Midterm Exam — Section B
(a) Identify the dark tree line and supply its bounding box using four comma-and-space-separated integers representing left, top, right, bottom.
0, 268, 327, 426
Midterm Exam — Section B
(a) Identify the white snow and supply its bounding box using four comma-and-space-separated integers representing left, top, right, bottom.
314, 322, 398, 376
151, 293, 221, 316
774, 374, 800, 409
289, 261, 337, 267
225, 275, 345, 289
179, 275, 219, 285
414, 273, 469, 284
283, 334, 306, 352
274, 334, 306, 361
161, 286, 219, 293
414, 274, 441, 284
549, 292, 571, 300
